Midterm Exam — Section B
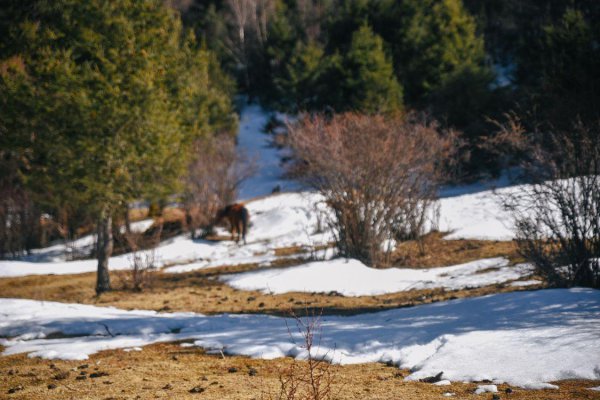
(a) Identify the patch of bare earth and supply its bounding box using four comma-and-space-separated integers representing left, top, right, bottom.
391, 232, 524, 268
1, 343, 598, 400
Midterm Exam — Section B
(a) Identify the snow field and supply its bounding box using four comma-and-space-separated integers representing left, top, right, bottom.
0, 192, 333, 278
1, 104, 599, 392
0, 185, 548, 280
236, 104, 302, 199
1, 288, 599, 389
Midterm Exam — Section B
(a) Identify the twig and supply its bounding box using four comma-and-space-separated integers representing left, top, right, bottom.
99, 323, 115, 337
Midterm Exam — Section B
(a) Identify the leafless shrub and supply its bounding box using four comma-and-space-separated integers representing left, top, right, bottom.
117, 229, 160, 291
499, 117, 600, 288
288, 113, 456, 267
183, 135, 256, 238
262, 308, 336, 400
481, 112, 533, 171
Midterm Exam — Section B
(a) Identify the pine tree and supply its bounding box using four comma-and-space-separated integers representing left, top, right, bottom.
339, 24, 403, 113
1, 0, 236, 293
523, 9, 600, 127
376, 0, 487, 104
274, 40, 329, 111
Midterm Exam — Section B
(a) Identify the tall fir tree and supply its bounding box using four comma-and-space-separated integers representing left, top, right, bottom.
521, 8, 600, 128
375, 0, 488, 104
338, 24, 403, 113
0, 0, 236, 292
273, 40, 329, 111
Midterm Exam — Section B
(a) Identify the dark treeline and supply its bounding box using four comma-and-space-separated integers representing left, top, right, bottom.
179, 0, 599, 176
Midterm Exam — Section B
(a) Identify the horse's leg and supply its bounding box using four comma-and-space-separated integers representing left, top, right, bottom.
237, 219, 243, 244
240, 209, 248, 244
237, 218, 246, 244
226, 216, 233, 241
228, 216, 237, 243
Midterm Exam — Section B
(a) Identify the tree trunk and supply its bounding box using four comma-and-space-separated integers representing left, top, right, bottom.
96, 212, 113, 295
124, 204, 131, 234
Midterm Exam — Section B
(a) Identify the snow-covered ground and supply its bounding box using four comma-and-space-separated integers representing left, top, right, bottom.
437, 188, 514, 240
0, 184, 538, 279
0, 190, 539, 303
0, 182, 556, 290
0, 103, 556, 278
1, 104, 599, 393
236, 104, 301, 200
221, 257, 536, 296
0, 193, 333, 278
18, 219, 155, 263
2, 288, 599, 389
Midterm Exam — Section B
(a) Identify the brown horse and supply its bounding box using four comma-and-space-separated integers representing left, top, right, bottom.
215, 203, 249, 244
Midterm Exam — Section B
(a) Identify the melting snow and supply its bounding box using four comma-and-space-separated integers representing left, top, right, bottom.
0, 182, 560, 279
220, 257, 535, 296
236, 104, 301, 200
475, 384, 498, 394
0, 192, 333, 278
1, 288, 599, 389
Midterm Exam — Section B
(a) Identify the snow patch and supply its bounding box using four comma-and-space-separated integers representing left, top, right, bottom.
1, 288, 599, 389
510, 279, 542, 287
220, 257, 534, 296
236, 104, 301, 199
0, 192, 333, 278
474, 384, 498, 394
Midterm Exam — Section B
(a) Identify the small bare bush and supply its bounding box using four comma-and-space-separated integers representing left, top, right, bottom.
183, 135, 256, 238
117, 229, 160, 291
288, 113, 455, 267
262, 308, 336, 400
500, 118, 600, 288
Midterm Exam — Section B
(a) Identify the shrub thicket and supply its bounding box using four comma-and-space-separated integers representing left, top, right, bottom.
289, 113, 455, 267
500, 119, 600, 288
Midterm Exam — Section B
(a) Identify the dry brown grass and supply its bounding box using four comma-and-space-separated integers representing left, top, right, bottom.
1, 342, 598, 400
0, 238, 535, 316
128, 206, 184, 223
391, 232, 523, 268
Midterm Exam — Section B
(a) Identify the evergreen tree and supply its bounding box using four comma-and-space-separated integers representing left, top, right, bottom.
262, 2, 299, 105
273, 40, 329, 111
520, 8, 600, 128
338, 24, 403, 113
375, 0, 488, 104
1, 0, 236, 293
